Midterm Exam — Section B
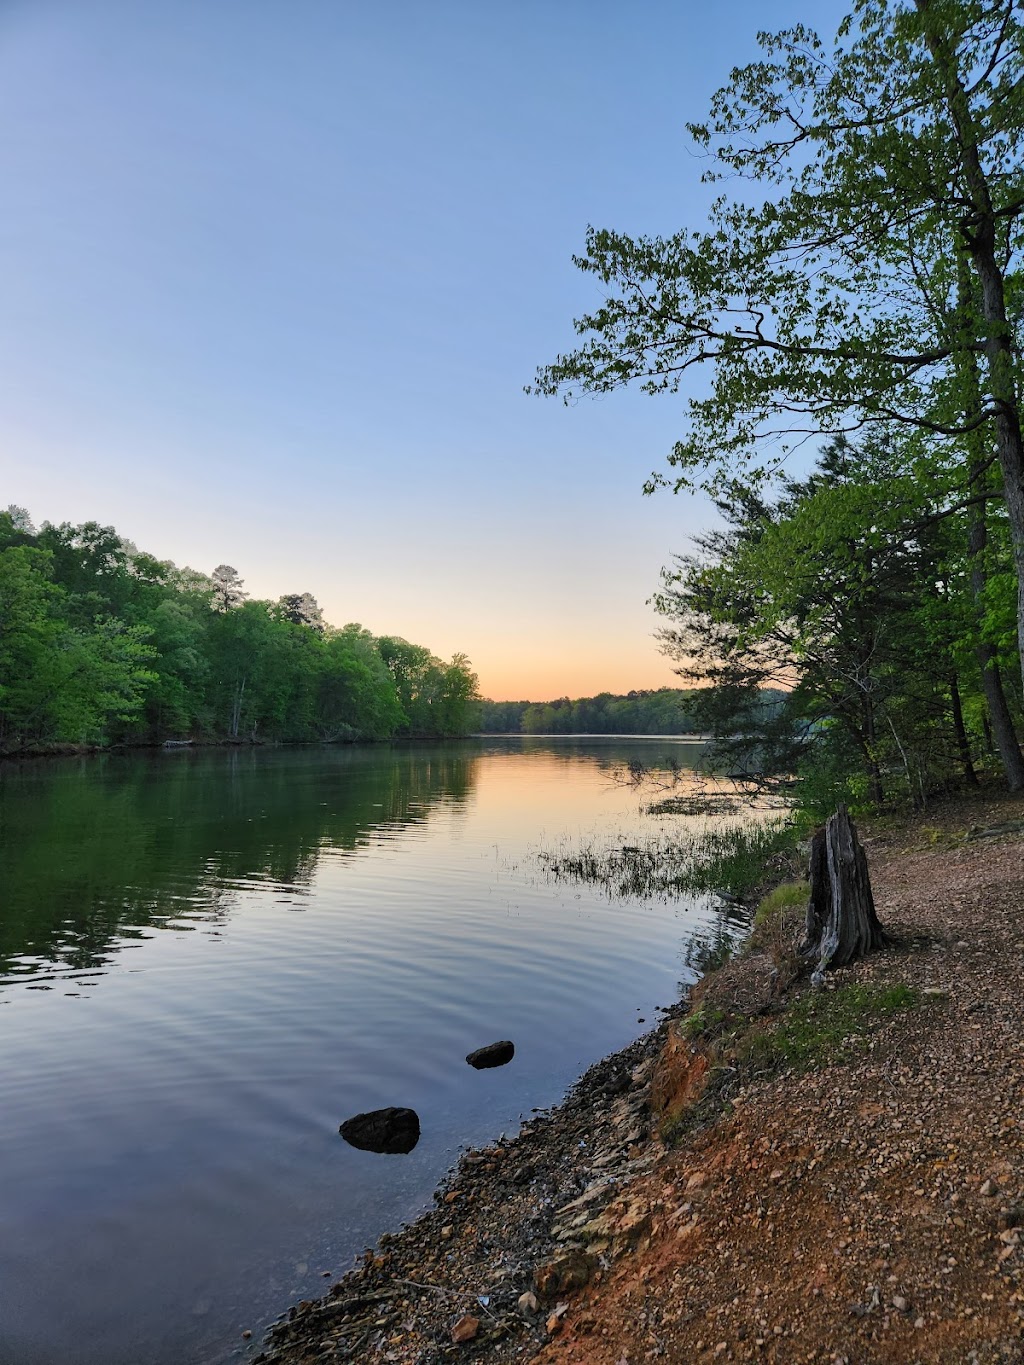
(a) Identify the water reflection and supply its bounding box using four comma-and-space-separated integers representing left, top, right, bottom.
0, 745, 476, 982
0, 738, 753, 1365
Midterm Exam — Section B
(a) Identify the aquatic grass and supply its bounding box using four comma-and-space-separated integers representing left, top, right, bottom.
667, 819, 798, 898
538, 816, 800, 903
647, 793, 745, 817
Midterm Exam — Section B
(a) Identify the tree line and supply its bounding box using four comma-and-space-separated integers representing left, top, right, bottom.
0, 508, 479, 753
479, 689, 787, 736
533, 0, 1024, 813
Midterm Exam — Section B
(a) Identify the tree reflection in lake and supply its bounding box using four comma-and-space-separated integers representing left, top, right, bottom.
0, 745, 475, 982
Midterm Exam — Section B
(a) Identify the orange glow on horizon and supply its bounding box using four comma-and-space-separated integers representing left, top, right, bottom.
474, 657, 690, 704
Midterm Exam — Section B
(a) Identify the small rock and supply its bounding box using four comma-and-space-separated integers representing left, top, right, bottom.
980, 1178, 997, 1197
339, 1107, 420, 1154
892, 1296, 907, 1312
545, 1303, 569, 1335
604, 1068, 631, 1095
518, 1291, 539, 1315
241, 1329, 252, 1339
452, 1314, 480, 1343
914, 1316, 926, 1329
534, 1251, 594, 1295
466, 1040, 515, 1069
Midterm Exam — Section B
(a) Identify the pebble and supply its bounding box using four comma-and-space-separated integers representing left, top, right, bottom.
451, 1314, 479, 1343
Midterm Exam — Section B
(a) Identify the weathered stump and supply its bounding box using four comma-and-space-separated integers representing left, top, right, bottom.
799, 805, 887, 983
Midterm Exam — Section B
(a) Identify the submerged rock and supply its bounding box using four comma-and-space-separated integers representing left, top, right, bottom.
339, 1106, 420, 1154
466, 1040, 515, 1070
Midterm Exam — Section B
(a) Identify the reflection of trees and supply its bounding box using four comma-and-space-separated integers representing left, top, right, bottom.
486, 735, 710, 776
0, 746, 476, 981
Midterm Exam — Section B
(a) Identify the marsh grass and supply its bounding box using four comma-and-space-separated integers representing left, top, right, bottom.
647, 794, 745, 817
538, 817, 799, 903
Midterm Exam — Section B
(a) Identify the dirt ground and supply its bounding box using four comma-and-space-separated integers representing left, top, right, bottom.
258, 792, 1024, 1365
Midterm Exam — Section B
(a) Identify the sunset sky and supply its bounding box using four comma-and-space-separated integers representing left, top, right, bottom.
0, 0, 844, 701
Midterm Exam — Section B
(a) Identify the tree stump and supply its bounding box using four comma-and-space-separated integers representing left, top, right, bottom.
799, 805, 887, 983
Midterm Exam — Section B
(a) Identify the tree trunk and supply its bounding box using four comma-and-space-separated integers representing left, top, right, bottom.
966, 474, 1024, 789
231, 675, 246, 739
952, 254, 1024, 791
982, 712, 994, 755
799, 806, 887, 983
949, 672, 979, 786
917, 4, 1024, 714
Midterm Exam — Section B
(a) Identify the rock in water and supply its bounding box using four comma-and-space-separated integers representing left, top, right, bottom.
339, 1107, 420, 1154
466, 1040, 515, 1069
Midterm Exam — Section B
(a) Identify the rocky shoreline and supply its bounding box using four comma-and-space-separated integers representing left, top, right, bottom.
256, 792, 1024, 1365
256, 1013, 682, 1365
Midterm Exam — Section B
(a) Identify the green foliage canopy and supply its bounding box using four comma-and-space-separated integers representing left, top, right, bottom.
0, 511, 479, 753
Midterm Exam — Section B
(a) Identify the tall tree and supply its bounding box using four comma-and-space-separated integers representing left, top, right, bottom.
210, 564, 248, 612
277, 592, 326, 633
655, 436, 1003, 807
533, 0, 1024, 700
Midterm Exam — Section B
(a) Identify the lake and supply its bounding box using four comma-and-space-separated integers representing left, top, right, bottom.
0, 738, 747, 1365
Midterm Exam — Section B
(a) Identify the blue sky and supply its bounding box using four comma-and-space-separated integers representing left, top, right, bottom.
0, 0, 846, 699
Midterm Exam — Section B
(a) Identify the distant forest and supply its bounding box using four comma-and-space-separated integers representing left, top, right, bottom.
478, 689, 787, 736
0, 508, 479, 754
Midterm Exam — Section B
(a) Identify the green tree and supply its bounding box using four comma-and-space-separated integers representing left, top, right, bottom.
533, 0, 1024, 704
0, 546, 66, 747
655, 435, 1012, 805
377, 637, 480, 737
314, 626, 405, 740
0, 511, 476, 751
0, 543, 157, 750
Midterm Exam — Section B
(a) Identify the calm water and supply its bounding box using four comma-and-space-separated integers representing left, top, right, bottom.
0, 739, 746, 1365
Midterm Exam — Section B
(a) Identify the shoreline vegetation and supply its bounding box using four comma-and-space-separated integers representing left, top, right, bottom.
0, 508, 480, 757
477, 693, 785, 739
257, 786, 1024, 1365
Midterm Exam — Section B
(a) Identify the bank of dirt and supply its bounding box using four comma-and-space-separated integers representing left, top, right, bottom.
257, 793, 1024, 1365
